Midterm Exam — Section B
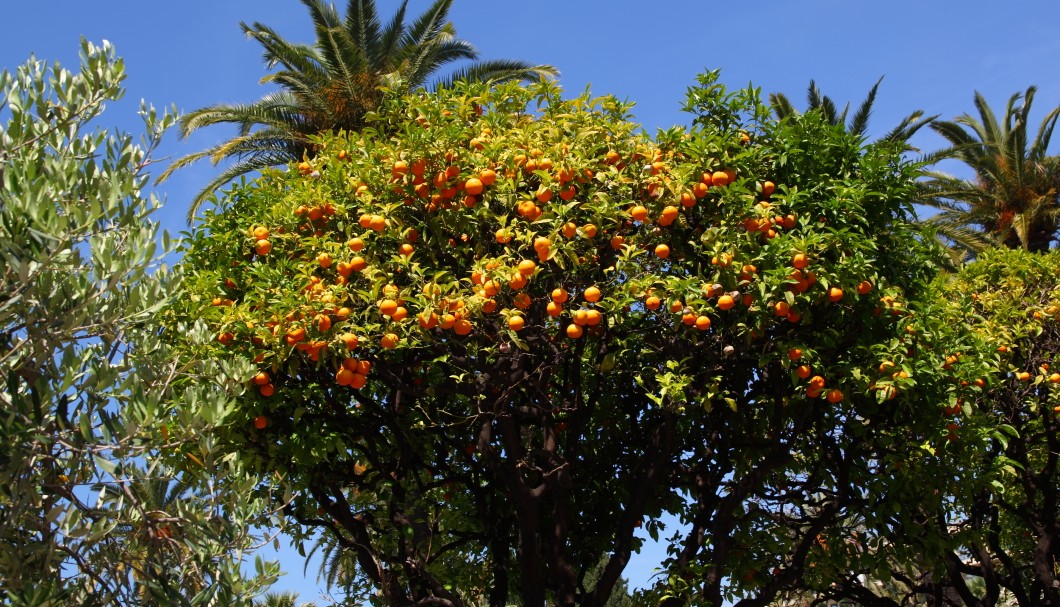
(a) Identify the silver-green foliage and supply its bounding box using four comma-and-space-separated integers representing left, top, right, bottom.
0, 39, 276, 606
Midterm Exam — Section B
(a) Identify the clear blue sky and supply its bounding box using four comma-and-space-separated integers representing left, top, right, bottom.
4, 0, 1059, 602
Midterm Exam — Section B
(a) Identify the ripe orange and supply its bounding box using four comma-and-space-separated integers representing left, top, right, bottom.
1049, 373, 1060, 384
1016, 371, 1031, 382
762, 181, 775, 197
610, 235, 626, 250
809, 376, 826, 390
252, 371, 271, 386
796, 365, 812, 379
381, 333, 399, 348
658, 206, 679, 226
825, 389, 843, 404
464, 177, 484, 195
828, 287, 844, 303
793, 253, 809, 269
259, 384, 275, 397
398, 243, 414, 257
562, 222, 578, 238
717, 294, 735, 310
336, 368, 356, 386
645, 295, 661, 310
369, 215, 386, 231
773, 301, 791, 317
252, 226, 270, 240
255, 239, 272, 255
285, 327, 306, 345
711, 170, 731, 186
546, 301, 563, 317
630, 205, 649, 222
495, 229, 513, 244
507, 315, 526, 331
655, 244, 671, 259
693, 182, 709, 198
788, 348, 803, 362
509, 273, 528, 290
695, 315, 711, 331
479, 168, 497, 186
339, 333, 359, 350
551, 288, 569, 304
857, 280, 873, 295
350, 373, 368, 389
534, 236, 552, 252
253, 415, 268, 429
581, 224, 598, 238
453, 319, 472, 335
379, 299, 399, 317
482, 299, 498, 313
584, 286, 602, 303
573, 309, 590, 326
513, 293, 532, 309
518, 259, 537, 276
566, 323, 584, 338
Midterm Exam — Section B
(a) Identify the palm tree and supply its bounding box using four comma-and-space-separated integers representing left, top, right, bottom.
769, 77, 936, 144
162, 0, 557, 220
254, 590, 318, 607
919, 86, 1060, 260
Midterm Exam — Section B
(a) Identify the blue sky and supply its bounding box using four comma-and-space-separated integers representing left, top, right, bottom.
4, 0, 1059, 602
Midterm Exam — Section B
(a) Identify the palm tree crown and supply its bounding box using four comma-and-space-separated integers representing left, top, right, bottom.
920, 86, 1060, 258
163, 0, 557, 220
769, 77, 936, 144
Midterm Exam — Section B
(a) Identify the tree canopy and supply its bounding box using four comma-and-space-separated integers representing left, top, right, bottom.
167, 73, 1038, 607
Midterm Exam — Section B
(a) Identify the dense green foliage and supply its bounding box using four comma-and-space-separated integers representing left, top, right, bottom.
0, 40, 275, 606
170, 74, 1011, 607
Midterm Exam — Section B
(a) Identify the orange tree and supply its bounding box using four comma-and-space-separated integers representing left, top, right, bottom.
172, 76, 991, 607
798, 248, 1060, 607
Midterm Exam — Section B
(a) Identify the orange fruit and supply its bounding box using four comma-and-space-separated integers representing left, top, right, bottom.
391, 307, 408, 322
369, 215, 386, 232
381, 333, 399, 348
339, 333, 359, 350
252, 226, 270, 240
581, 224, 598, 238
285, 327, 306, 345
453, 319, 472, 335
482, 299, 498, 314
507, 316, 525, 331
252, 372, 271, 386
655, 244, 671, 259
630, 205, 649, 222
711, 170, 730, 186
562, 222, 578, 238
762, 181, 775, 197
534, 236, 552, 252
573, 309, 590, 326
518, 259, 537, 276
566, 324, 584, 338
336, 368, 356, 386
583, 286, 602, 303
479, 168, 497, 186
464, 177, 484, 195
692, 182, 709, 198
645, 295, 661, 310
857, 280, 873, 295
809, 375, 826, 390
796, 365, 812, 379
717, 294, 735, 310
793, 253, 809, 269
509, 273, 528, 290
379, 299, 399, 317
695, 315, 711, 331
788, 348, 803, 361
610, 235, 626, 249
253, 415, 268, 429
773, 301, 790, 317
552, 288, 569, 304
259, 384, 275, 397
546, 301, 563, 317
349, 373, 368, 389
658, 206, 679, 226
398, 243, 414, 257
828, 287, 844, 303
585, 309, 603, 326
513, 293, 532, 309
255, 239, 272, 255
349, 256, 367, 272
825, 389, 843, 404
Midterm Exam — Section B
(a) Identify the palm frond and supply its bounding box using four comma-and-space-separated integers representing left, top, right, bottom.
848, 77, 883, 137
768, 92, 799, 120
432, 59, 556, 90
